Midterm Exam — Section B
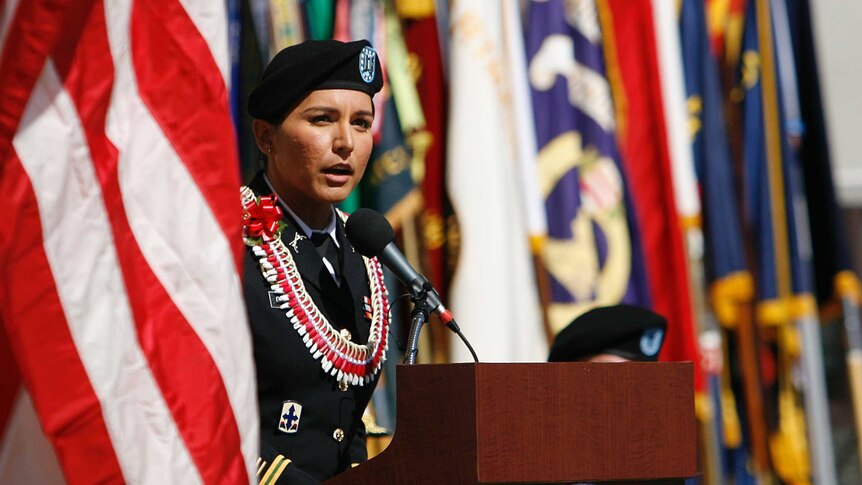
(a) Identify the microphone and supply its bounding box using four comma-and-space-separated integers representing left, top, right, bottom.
345, 208, 478, 363
345, 208, 455, 326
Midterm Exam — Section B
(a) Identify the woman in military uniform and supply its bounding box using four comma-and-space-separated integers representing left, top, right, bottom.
241, 39, 388, 484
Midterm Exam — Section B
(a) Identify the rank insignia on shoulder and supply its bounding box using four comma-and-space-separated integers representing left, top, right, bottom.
278, 401, 303, 434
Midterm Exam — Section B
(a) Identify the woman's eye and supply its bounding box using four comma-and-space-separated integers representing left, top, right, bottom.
311, 115, 331, 124
353, 118, 372, 129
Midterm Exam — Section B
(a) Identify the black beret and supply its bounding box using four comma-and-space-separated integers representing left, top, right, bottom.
547, 305, 667, 362
248, 39, 384, 123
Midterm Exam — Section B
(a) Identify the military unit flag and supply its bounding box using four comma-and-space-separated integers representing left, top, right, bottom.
2, 1, 860, 484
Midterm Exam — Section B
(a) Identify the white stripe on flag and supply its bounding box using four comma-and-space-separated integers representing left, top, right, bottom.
177, 0, 231, 83
13, 60, 202, 484
104, 2, 258, 477
652, 0, 701, 220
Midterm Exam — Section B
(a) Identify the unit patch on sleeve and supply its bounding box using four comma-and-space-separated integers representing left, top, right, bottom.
278, 401, 303, 434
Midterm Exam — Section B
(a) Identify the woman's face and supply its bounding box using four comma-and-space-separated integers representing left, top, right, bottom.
259, 89, 374, 222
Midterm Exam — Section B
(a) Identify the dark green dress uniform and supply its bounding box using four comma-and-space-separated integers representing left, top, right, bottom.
244, 173, 386, 484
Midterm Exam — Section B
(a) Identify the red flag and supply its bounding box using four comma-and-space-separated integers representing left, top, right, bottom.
601, 0, 703, 392
0, 1, 258, 483
402, 14, 448, 295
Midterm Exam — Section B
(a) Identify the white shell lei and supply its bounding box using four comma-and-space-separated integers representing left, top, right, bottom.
241, 186, 389, 386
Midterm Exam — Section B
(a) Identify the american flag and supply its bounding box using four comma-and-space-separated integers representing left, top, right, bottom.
0, 1, 258, 483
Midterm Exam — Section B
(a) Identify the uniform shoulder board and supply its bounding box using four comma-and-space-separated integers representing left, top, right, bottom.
258, 454, 291, 485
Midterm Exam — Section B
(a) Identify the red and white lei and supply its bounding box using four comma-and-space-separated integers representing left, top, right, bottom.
241, 186, 389, 386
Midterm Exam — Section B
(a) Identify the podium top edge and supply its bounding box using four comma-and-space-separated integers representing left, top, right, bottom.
394, 361, 694, 368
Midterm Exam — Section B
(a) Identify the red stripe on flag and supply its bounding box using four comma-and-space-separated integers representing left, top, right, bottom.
0, 0, 87, 162
0, 174, 18, 435
605, 0, 703, 391
0, 152, 124, 484
48, 3, 246, 483
0, 325, 20, 440
130, 0, 243, 273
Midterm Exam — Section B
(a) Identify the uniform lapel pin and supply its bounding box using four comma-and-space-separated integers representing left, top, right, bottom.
288, 232, 305, 253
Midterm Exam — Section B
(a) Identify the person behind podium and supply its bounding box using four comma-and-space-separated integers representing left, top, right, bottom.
548, 306, 681, 485
547, 304, 667, 363
241, 39, 388, 484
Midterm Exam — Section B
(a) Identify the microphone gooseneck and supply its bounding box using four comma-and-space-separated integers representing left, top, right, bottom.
345, 209, 478, 363
345, 209, 454, 324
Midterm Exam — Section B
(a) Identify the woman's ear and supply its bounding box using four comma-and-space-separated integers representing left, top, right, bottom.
251, 119, 274, 154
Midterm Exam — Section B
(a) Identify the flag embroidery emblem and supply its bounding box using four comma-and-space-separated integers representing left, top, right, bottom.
278, 401, 303, 434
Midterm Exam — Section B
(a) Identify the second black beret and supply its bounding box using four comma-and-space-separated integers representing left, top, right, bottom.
547, 304, 667, 362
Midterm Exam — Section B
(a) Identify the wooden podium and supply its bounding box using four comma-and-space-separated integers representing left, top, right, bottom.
324, 362, 697, 484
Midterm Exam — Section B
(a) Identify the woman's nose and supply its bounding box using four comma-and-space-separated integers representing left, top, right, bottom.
333, 122, 354, 157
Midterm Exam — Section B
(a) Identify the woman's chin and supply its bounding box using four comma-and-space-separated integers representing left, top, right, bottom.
317, 188, 354, 206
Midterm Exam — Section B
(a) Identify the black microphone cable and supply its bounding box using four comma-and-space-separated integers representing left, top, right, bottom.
346, 208, 480, 363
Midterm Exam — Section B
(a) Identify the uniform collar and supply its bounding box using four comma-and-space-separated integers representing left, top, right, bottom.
262, 172, 339, 248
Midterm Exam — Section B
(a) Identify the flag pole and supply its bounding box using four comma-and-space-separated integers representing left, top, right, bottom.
757, 0, 837, 481
796, 311, 838, 485
651, 2, 721, 479
684, 232, 724, 485
838, 274, 862, 471
737, 300, 773, 479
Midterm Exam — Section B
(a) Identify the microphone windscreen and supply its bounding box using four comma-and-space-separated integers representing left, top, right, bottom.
345, 208, 395, 257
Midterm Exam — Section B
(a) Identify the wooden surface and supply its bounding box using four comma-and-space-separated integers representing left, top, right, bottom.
324, 362, 696, 485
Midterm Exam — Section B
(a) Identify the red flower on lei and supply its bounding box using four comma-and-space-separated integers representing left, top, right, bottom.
243, 194, 284, 243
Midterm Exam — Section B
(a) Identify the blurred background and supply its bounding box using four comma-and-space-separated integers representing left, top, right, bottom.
225, 1, 862, 483
229, 1, 862, 482
2, 0, 861, 484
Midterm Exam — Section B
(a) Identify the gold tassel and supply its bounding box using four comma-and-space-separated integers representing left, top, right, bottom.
769, 326, 811, 485
719, 335, 743, 448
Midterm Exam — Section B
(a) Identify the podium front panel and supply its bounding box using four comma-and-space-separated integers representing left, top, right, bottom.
473, 362, 696, 483
323, 362, 696, 484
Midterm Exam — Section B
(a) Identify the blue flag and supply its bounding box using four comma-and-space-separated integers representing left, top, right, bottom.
525, 0, 650, 333
737, 2, 827, 482
739, 0, 815, 315
680, 0, 747, 288
679, 1, 755, 483
361, 94, 416, 217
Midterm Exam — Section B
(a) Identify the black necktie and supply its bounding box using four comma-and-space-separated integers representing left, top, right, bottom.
310, 231, 340, 284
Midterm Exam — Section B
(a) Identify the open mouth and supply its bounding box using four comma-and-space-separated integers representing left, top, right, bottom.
323, 165, 353, 176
